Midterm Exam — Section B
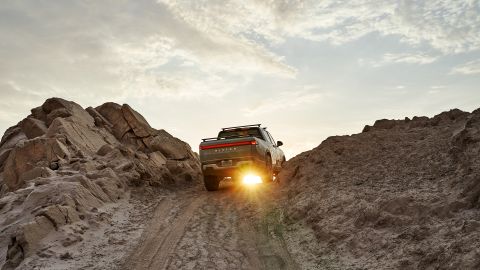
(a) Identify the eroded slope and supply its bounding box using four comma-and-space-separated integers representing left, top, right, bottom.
279, 109, 480, 269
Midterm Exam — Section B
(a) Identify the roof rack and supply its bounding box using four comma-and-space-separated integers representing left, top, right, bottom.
222, 124, 261, 131
201, 137, 219, 142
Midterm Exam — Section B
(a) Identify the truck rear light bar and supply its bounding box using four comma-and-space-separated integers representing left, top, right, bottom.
200, 140, 257, 150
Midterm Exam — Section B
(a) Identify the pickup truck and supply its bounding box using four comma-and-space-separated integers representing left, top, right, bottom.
199, 124, 285, 191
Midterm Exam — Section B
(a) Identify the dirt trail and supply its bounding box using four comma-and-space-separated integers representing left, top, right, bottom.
121, 182, 299, 270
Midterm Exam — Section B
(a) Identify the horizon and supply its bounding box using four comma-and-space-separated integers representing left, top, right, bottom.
1, 1, 479, 158
2, 98, 478, 159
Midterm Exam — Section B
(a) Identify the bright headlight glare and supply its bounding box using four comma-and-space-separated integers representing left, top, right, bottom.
242, 174, 262, 185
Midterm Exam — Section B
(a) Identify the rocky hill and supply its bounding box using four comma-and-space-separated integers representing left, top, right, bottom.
279, 108, 480, 269
0, 98, 200, 269
3, 98, 480, 270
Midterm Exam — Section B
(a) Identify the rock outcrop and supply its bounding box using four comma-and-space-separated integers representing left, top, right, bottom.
0, 98, 200, 269
279, 108, 480, 269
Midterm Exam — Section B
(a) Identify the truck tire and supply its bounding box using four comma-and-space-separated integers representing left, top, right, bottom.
204, 175, 220, 191
264, 155, 273, 182
279, 157, 286, 170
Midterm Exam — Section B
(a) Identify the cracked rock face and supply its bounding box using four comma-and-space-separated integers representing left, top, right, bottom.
0, 98, 201, 269
279, 108, 480, 269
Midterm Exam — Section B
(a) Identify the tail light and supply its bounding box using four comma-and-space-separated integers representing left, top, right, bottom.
200, 140, 257, 150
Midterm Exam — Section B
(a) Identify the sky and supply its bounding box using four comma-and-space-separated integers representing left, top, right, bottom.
0, 0, 479, 158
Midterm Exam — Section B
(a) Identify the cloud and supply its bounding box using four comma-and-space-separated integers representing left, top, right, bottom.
161, 0, 480, 54
123, 71, 241, 99
382, 53, 438, 65
359, 53, 438, 67
307, 0, 480, 54
0, 0, 296, 106
450, 60, 480, 75
428, 85, 445, 94
1, 0, 476, 109
243, 88, 323, 116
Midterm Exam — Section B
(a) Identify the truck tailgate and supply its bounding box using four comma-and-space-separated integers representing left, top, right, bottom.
199, 137, 257, 163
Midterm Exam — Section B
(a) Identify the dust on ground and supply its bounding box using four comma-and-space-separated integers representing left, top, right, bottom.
121, 181, 305, 270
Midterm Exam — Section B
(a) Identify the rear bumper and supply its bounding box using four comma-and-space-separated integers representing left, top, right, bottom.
201, 158, 264, 177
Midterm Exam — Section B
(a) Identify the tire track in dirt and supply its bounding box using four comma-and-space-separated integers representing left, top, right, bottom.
232, 186, 266, 270
121, 183, 300, 270
146, 195, 204, 270
165, 185, 256, 269
164, 192, 217, 269
234, 184, 300, 270
122, 192, 205, 270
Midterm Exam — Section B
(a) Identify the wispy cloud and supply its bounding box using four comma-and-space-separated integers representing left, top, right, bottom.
0, 0, 477, 106
162, 1, 480, 54
428, 85, 446, 94
243, 88, 323, 117
0, 0, 297, 107
359, 53, 438, 67
122, 71, 241, 99
309, 1, 480, 54
450, 60, 480, 75
382, 53, 438, 65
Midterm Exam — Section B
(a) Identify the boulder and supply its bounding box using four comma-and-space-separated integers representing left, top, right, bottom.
0, 127, 25, 150
46, 118, 106, 155
58, 180, 104, 211
94, 177, 124, 202
3, 138, 70, 190
362, 125, 372, 133
15, 215, 55, 256
19, 167, 55, 182
38, 204, 80, 228
86, 107, 113, 129
30, 106, 47, 122
148, 151, 167, 167
78, 175, 112, 203
143, 130, 192, 160
372, 119, 400, 130
95, 102, 131, 139
86, 167, 117, 180
42, 98, 94, 127
121, 131, 148, 151
409, 116, 430, 128
46, 108, 72, 126
0, 127, 26, 171
121, 104, 155, 137
19, 117, 47, 139
96, 144, 114, 156
19, 178, 105, 213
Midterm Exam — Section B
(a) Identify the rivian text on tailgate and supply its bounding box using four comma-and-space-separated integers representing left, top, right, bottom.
199, 124, 285, 191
